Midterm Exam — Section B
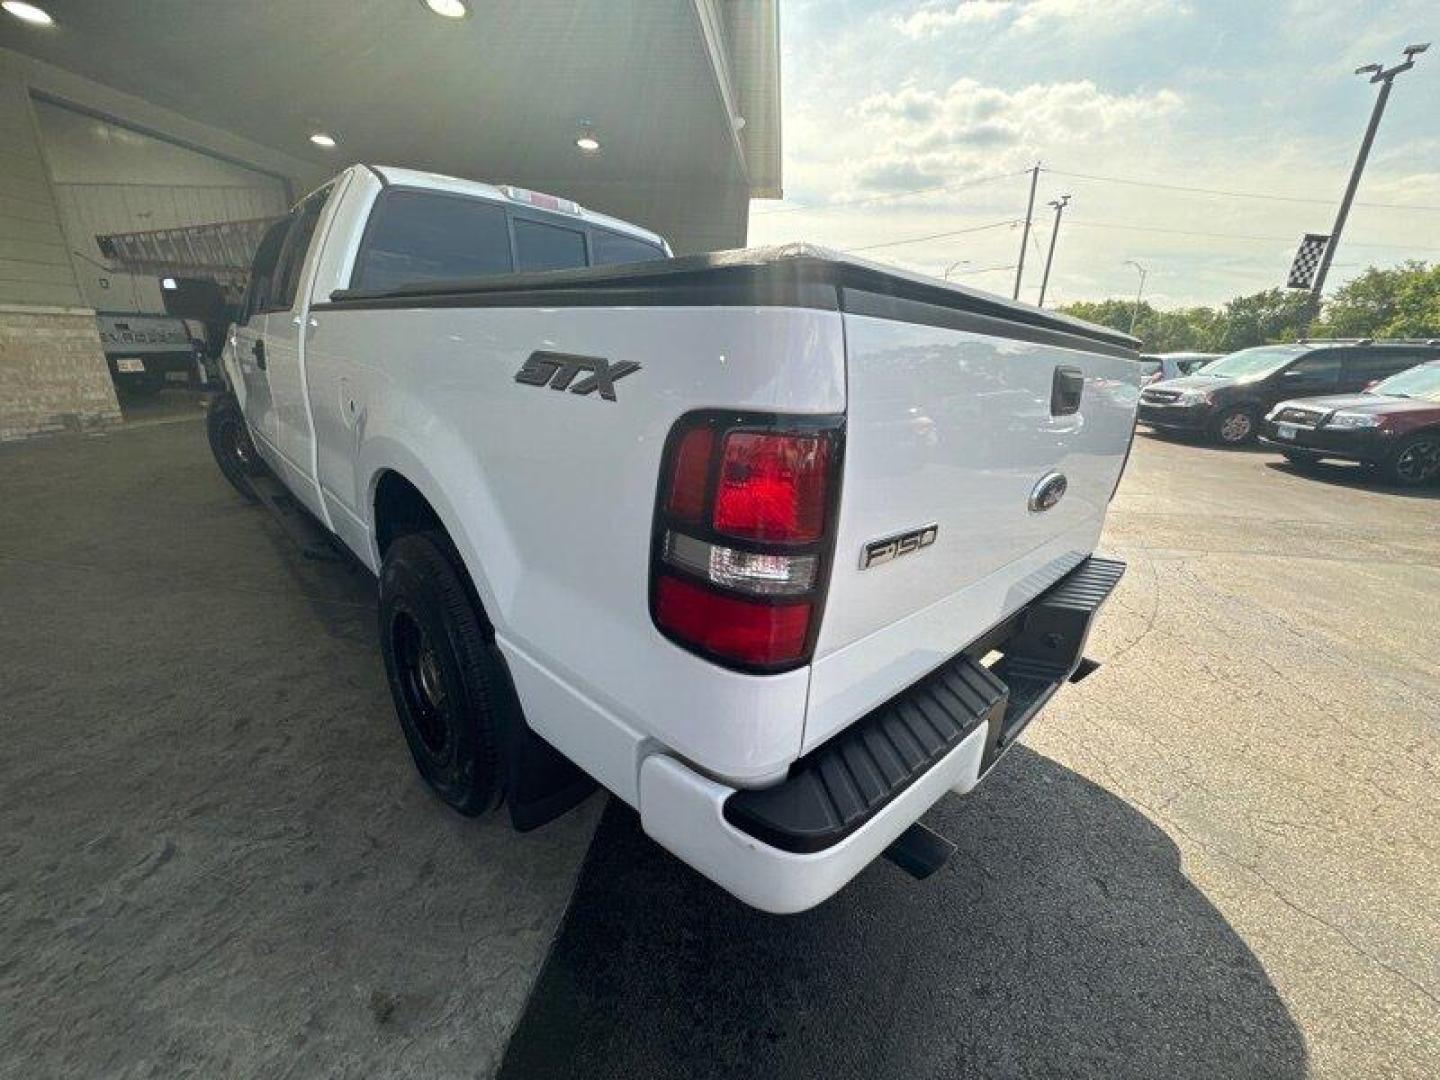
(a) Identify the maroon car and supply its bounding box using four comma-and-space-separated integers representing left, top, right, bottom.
1260, 359, 1440, 486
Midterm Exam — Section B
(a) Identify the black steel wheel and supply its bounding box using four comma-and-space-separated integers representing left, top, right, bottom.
206, 393, 264, 501
378, 531, 502, 815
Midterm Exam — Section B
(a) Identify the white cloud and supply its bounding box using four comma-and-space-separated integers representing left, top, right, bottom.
894, 1, 1013, 38
893, 0, 1188, 39
1011, 0, 1186, 33
850, 78, 1182, 190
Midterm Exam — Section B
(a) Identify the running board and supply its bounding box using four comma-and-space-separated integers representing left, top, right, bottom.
246, 473, 343, 563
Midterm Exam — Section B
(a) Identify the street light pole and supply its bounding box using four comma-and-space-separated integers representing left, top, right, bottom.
1124, 260, 1148, 335
1036, 194, 1071, 308
1304, 43, 1428, 331
1012, 162, 1040, 301
943, 259, 971, 280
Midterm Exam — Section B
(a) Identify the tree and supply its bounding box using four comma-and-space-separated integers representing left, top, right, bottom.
1059, 261, 1436, 353
1317, 261, 1439, 338
1215, 288, 1310, 351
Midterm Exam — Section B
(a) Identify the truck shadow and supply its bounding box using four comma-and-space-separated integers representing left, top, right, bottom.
499, 746, 1306, 1080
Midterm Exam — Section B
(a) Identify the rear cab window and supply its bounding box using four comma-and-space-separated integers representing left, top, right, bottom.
513, 217, 588, 272
348, 183, 667, 293
353, 190, 514, 292
592, 228, 666, 267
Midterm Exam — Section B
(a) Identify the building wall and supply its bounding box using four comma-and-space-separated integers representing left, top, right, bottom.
33, 97, 291, 315
0, 45, 319, 439
0, 68, 82, 308
0, 304, 120, 440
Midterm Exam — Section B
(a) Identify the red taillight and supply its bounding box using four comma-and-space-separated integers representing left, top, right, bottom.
666, 426, 714, 523
651, 412, 842, 671
654, 575, 811, 667
713, 432, 828, 543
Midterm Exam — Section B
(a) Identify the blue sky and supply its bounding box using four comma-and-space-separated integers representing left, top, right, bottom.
747, 0, 1439, 307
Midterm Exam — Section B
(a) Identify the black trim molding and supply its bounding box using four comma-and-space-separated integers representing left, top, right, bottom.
316, 244, 1139, 357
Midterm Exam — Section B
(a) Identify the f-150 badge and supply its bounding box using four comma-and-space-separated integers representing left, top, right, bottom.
514, 351, 639, 401
861, 524, 938, 569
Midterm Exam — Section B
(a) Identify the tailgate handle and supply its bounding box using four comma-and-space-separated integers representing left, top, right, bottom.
1051, 365, 1084, 416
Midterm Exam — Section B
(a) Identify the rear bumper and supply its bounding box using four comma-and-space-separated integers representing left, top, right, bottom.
1258, 421, 1389, 463
1137, 401, 1212, 431
637, 555, 1125, 913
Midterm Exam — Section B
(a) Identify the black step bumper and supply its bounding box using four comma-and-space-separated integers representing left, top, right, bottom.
723, 556, 1126, 854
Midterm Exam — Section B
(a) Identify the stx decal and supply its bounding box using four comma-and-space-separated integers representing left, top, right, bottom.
514, 351, 640, 401
860, 524, 938, 569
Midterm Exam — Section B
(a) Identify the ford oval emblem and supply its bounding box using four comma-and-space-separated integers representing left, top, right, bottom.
1029, 472, 1068, 512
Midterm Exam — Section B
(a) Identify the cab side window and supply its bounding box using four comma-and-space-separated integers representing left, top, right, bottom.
239, 218, 292, 325
269, 186, 333, 312
1345, 350, 1422, 382
1285, 353, 1341, 384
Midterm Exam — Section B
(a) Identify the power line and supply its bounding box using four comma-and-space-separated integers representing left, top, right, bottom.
845, 219, 1020, 253
752, 169, 1028, 217
1046, 167, 1440, 213
954, 262, 1017, 275
1064, 217, 1440, 251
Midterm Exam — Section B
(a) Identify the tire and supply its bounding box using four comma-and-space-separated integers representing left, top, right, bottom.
206, 394, 264, 501
378, 531, 502, 816
1210, 406, 1257, 446
1383, 431, 1440, 487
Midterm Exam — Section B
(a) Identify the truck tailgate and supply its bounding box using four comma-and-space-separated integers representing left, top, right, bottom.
806, 304, 1138, 751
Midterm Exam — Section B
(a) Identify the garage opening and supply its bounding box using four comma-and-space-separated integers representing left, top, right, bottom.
32, 96, 289, 422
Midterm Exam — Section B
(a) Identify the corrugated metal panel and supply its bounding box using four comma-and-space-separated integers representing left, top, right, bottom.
0, 76, 82, 307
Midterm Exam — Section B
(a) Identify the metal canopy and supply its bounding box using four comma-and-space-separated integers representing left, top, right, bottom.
0, 0, 780, 254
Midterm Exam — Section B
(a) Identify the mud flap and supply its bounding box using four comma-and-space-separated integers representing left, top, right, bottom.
490, 643, 597, 832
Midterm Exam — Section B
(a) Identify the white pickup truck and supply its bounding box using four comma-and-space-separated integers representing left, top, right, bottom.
209, 164, 1138, 913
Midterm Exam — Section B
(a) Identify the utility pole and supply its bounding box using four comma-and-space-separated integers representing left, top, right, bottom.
1124, 260, 1148, 335
1303, 42, 1428, 331
1036, 194, 1071, 307
1012, 162, 1040, 301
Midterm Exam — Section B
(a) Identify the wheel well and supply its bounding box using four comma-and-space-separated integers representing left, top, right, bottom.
373, 471, 444, 558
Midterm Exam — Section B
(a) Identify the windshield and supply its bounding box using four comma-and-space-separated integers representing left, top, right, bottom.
1372, 362, 1440, 402
1198, 347, 1303, 379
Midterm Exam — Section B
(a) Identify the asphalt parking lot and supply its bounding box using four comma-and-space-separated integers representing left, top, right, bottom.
2, 418, 1437, 1078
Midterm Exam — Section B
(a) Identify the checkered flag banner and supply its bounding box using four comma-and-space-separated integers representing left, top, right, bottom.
1287, 233, 1331, 289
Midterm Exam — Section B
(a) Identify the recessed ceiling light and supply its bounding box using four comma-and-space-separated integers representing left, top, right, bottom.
575, 121, 601, 154
309, 133, 337, 149
2, 2, 54, 26
422, 0, 468, 17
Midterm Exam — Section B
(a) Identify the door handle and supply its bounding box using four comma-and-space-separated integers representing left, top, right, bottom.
252, 339, 267, 371
1051, 365, 1084, 416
